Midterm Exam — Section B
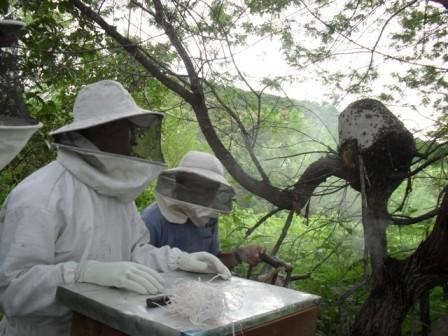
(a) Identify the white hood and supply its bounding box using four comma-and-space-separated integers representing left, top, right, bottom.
56, 133, 165, 203
154, 191, 219, 227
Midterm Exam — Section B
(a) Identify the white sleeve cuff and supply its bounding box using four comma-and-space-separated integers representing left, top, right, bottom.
60, 261, 79, 284
168, 248, 187, 270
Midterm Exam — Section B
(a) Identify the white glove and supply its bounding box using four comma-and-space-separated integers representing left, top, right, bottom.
177, 252, 232, 280
78, 260, 164, 294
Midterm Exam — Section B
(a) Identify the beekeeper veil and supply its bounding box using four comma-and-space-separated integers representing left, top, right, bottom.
50, 80, 166, 202
0, 20, 42, 170
155, 151, 235, 227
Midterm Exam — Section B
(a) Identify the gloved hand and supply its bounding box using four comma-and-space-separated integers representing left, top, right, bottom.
78, 260, 164, 295
177, 252, 232, 280
236, 245, 266, 266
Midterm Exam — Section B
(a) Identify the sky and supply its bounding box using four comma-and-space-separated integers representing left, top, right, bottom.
119, 1, 443, 138
229, 35, 439, 136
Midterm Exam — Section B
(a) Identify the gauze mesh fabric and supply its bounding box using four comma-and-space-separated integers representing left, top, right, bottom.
0, 20, 42, 170
0, 20, 38, 127
155, 171, 235, 212
54, 114, 164, 164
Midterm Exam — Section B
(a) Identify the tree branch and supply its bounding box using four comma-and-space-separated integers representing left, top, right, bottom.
206, 81, 271, 182
151, 0, 201, 93
244, 208, 282, 238
391, 207, 439, 225
271, 210, 295, 257
68, 0, 194, 102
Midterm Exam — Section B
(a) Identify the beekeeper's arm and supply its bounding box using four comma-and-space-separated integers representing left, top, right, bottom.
0, 205, 163, 318
130, 210, 231, 279
0, 206, 78, 317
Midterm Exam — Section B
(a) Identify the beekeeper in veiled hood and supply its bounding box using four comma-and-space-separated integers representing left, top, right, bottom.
0, 80, 231, 336
142, 151, 266, 269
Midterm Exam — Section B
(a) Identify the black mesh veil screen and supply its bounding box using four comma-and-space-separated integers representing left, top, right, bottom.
0, 20, 37, 126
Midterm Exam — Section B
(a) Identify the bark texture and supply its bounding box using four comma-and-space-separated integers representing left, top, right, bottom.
352, 191, 448, 335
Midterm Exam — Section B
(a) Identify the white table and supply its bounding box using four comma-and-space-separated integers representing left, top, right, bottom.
57, 271, 320, 336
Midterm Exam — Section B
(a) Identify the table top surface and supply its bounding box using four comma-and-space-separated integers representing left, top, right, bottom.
57, 271, 320, 336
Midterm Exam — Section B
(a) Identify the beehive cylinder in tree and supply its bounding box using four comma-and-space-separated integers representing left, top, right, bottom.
338, 99, 416, 187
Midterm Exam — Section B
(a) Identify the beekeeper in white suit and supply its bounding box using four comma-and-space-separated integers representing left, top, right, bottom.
141, 151, 266, 269
0, 80, 231, 336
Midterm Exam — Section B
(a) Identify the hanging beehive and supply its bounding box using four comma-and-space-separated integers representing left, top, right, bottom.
0, 19, 42, 170
338, 99, 416, 189
0, 19, 37, 126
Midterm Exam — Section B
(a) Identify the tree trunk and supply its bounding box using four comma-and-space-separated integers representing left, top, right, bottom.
352, 259, 412, 335
352, 191, 448, 335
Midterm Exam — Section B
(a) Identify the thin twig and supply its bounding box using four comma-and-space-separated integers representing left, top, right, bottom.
244, 208, 282, 239
271, 210, 295, 257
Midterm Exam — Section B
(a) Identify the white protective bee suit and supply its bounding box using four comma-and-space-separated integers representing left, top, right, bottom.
0, 80, 230, 336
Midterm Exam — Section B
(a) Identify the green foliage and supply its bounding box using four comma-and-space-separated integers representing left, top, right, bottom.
248, 1, 448, 114
246, 0, 291, 14
1, 0, 176, 204
135, 181, 156, 212
0, 0, 8, 14
2, 2, 447, 335
206, 84, 338, 195
218, 205, 366, 335
220, 193, 446, 336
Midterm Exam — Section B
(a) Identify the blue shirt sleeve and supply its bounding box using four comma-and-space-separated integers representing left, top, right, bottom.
209, 218, 220, 256
141, 203, 163, 247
